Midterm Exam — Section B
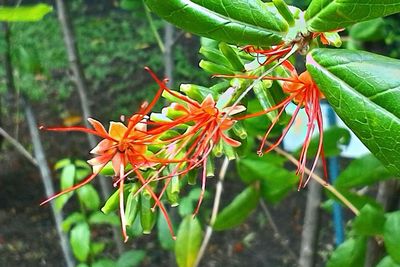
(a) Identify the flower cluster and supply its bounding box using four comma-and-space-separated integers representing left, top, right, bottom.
41, 41, 328, 241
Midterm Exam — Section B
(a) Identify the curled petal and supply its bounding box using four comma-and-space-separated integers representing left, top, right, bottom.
88, 118, 109, 136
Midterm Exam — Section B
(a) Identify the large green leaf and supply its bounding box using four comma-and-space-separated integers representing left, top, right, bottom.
0, 4, 52, 22
306, 48, 400, 176
334, 154, 391, 188
213, 185, 259, 230
145, 0, 287, 46
305, 0, 400, 32
175, 216, 202, 267
384, 211, 400, 264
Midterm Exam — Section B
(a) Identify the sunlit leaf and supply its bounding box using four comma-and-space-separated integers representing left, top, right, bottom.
305, 0, 400, 32
145, 0, 287, 46
0, 4, 52, 22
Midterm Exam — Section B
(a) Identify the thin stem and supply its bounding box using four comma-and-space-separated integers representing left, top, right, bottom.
266, 141, 360, 216
194, 157, 230, 267
259, 200, 298, 262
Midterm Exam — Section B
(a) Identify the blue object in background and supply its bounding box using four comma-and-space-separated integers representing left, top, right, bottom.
325, 103, 345, 245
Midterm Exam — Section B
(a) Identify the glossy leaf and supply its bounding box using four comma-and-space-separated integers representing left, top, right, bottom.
145, 0, 287, 46
175, 216, 202, 267
305, 0, 400, 32
213, 185, 259, 230
0, 4, 52, 22
334, 154, 391, 188
327, 237, 366, 267
384, 211, 400, 264
307, 48, 400, 176
352, 204, 386, 236
377, 256, 400, 267
70, 222, 90, 262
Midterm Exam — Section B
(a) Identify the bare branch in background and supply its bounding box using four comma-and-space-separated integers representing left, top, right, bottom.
25, 100, 75, 267
0, 127, 37, 166
194, 157, 230, 267
54, 0, 124, 253
259, 200, 298, 262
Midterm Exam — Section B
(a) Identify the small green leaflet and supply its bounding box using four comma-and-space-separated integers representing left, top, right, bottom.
145, 0, 288, 46
307, 48, 400, 176
0, 4, 52, 22
305, 0, 400, 32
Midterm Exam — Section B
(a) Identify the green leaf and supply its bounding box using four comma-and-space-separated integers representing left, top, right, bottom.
88, 211, 120, 226
377, 256, 400, 267
145, 0, 287, 46
70, 222, 90, 262
305, 0, 400, 32
352, 204, 386, 236
90, 242, 106, 257
117, 250, 146, 267
334, 154, 391, 188
384, 211, 400, 264
350, 18, 387, 42
294, 126, 351, 158
62, 212, 85, 232
175, 216, 202, 267
327, 237, 366, 267
213, 185, 259, 231
76, 264, 89, 267
92, 259, 115, 267
54, 158, 71, 170
77, 184, 100, 211
307, 48, 400, 176
157, 211, 175, 250
0, 4, 52, 22
237, 155, 297, 203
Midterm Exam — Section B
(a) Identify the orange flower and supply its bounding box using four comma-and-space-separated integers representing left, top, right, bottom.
40, 69, 176, 242
230, 61, 327, 188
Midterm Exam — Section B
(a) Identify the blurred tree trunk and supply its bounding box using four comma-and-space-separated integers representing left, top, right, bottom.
55, 0, 124, 253
298, 175, 322, 267
163, 23, 174, 86
2, 18, 74, 267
